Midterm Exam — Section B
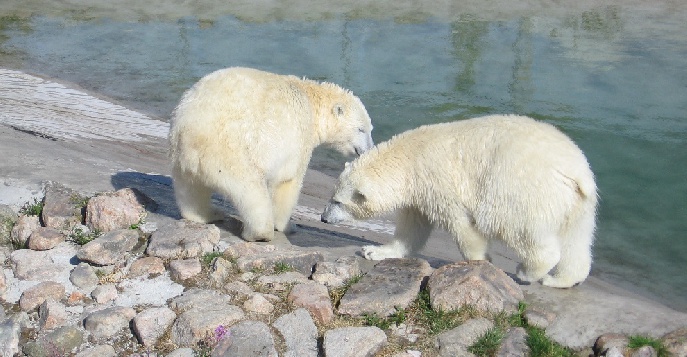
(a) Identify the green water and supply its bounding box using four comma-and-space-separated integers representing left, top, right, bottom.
1, 1, 686, 310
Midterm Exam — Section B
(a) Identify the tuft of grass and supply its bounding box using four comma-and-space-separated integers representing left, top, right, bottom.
628, 335, 669, 357
526, 326, 575, 357
468, 327, 506, 356
273, 262, 294, 274
412, 289, 477, 335
201, 252, 223, 267
329, 273, 364, 308
19, 197, 44, 216
362, 308, 406, 330
69, 227, 101, 245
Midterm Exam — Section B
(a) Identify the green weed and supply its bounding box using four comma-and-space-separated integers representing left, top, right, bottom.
469, 327, 506, 356
201, 252, 223, 267
273, 262, 294, 274
19, 197, 43, 216
69, 227, 101, 245
628, 335, 669, 357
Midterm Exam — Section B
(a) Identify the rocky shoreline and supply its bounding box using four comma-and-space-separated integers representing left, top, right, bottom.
1, 182, 685, 357
1, 68, 687, 356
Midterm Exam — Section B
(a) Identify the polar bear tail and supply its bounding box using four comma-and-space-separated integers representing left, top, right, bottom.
543, 173, 598, 288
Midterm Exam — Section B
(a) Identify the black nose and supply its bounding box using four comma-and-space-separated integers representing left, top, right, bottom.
320, 215, 328, 223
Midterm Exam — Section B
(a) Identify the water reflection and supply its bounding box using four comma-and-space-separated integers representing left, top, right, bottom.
0, 1, 686, 311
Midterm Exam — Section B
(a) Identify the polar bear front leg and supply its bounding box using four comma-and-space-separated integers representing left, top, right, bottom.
449, 215, 489, 261
272, 178, 302, 234
362, 207, 433, 260
515, 235, 561, 284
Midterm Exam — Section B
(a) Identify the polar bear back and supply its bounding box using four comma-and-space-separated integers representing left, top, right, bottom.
354, 114, 597, 240
170, 68, 314, 184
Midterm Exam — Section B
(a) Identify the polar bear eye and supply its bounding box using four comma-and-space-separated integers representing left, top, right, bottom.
352, 190, 367, 203
358, 128, 365, 133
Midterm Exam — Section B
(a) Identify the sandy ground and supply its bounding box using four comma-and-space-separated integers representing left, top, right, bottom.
1, 68, 686, 349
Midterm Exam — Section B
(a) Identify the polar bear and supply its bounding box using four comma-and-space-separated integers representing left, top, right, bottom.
321, 115, 597, 288
170, 67, 374, 242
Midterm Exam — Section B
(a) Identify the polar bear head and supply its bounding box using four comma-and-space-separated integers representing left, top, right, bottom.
320, 86, 374, 157
321, 147, 406, 224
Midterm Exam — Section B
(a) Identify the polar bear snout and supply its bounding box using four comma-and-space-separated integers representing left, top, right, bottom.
352, 131, 374, 156
321, 201, 353, 224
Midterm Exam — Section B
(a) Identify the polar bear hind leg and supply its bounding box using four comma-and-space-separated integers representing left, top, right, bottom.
172, 166, 224, 223
362, 207, 433, 260
541, 205, 595, 288
272, 178, 302, 233
217, 174, 275, 242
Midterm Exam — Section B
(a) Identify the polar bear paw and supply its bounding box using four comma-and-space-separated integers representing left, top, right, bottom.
361, 244, 405, 260
541, 274, 577, 289
515, 263, 542, 284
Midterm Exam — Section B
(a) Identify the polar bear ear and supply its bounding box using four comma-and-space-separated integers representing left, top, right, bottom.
333, 104, 345, 118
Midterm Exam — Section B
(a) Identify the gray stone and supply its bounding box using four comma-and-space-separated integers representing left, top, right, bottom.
605, 346, 625, 357
76, 229, 139, 265
631, 346, 658, 357
243, 293, 274, 314
496, 327, 529, 357
69, 263, 99, 289
273, 308, 318, 357
114, 274, 185, 307
19, 281, 65, 311
91, 284, 118, 304
10, 244, 78, 281
323, 326, 387, 357
594, 333, 629, 356
209, 257, 233, 286
435, 317, 494, 357
171, 302, 245, 347
27, 227, 65, 251
428, 260, 523, 313
338, 258, 432, 317
312, 255, 361, 288
132, 307, 177, 347
235, 248, 324, 276
38, 299, 67, 330
662, 328, 687, 357
0, 268, 6, 297
524, 306, 556, 329
169, 289, 243, 346
83, 306, 136, 339
211, 320, 278, 357
0, 316, 21, 357
0, 204, 18, 245
127, 256, 165, 277
146, 220, 220, 259
85, 188, 152, 232
390, 323, 422, 344
10, 215, 40, 248
256, 271, 309, 291
75, 345, 116, 357
167, 348, 195, 357
287, 282, 334, 325
224, 281, 254, 299
23, 326, 84, 357
223, 242, 277, 258
169, 258, 202, 280
169, 288, 233, 313
41, 181, 86, 232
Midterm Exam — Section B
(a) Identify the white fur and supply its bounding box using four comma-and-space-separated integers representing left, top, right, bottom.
170, 67, 373, 241
321, 115, 597, 288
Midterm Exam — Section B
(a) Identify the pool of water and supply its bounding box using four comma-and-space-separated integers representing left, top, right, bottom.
1, 0, 686, 311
